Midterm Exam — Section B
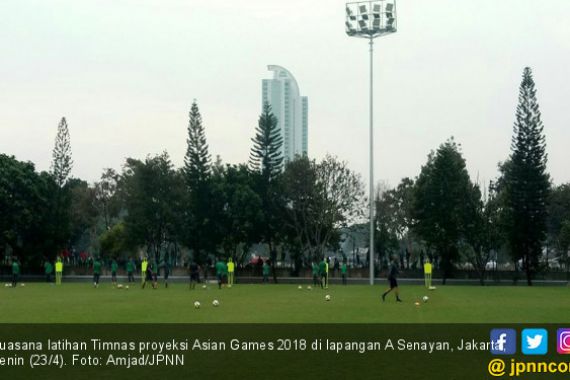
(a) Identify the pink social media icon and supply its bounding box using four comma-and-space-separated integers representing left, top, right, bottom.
557, 329, 570, 354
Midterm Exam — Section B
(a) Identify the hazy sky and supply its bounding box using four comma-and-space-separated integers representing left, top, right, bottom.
1, 0, 569, 189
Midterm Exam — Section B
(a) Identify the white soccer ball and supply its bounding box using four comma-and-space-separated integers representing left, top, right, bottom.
307, 286, 312, 290
117, 284, 123, 289
212, 299, 220, 307
20, 283, 25, 287
125, 285, 129, 290
422, 296, 429, 303
4, 283, 10, 287
298, 285, 303, 290
202, 284, 207, 289
325, 295, 331, 301
194, 301, 201, 309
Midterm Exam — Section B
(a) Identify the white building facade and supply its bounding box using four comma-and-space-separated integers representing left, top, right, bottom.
262, 65, 308, 163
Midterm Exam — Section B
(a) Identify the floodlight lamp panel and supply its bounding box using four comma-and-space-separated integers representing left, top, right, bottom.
359, 4, 369, 19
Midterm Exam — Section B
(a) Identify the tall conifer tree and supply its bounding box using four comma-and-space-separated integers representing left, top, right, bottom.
503, 67, 550, 285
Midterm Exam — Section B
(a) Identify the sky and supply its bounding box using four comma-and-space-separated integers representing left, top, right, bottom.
1, 0, 569, 189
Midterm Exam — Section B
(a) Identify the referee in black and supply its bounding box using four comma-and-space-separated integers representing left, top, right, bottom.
382, 256, 402, 302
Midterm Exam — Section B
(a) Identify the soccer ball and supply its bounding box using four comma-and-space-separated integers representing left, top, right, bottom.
307, 286, 312, 290
212, 300, 220, 307
4, 283, 10, 287
20, 283, 25, 287
325, 295, 331, 301
117, 284, 123, 289
125, 286, 129, 290
227, 284, 232, 288
202, 284, 207, 289
194, 301, 201, 309
422, 296, 429, 303
415, 301, 421, 307
298, 285, 303, 290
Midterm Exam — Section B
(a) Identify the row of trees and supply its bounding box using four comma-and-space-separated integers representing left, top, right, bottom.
1, 67, 568, 285
374, 68, 570, 285
1, 102, 364, 281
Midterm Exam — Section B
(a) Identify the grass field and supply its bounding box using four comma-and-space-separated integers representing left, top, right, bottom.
0, 282, 568, 323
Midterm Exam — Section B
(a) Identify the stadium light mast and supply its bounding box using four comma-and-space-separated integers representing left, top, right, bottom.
345, 1, 397, 285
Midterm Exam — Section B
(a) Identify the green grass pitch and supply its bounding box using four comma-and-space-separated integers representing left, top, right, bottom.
1, 282, 568, 323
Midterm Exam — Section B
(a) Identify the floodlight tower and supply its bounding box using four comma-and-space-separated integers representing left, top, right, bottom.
345, 1, 397, 285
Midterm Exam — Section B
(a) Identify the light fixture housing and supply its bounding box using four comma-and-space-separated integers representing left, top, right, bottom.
345, 0, 397, 38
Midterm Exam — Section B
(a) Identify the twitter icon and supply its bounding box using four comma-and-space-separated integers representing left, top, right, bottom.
522, 329, 548, 355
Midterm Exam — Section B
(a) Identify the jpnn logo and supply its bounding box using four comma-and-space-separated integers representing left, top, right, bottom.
557, 329, 570, 354
522, 329, 548, 355
490, 329, 516, 355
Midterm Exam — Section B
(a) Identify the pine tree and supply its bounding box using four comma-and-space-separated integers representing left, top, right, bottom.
51, 117, 73, 188
248, 103, 285, 280
181, 101, 215, 263
249, 102, 283, 181
184, 100, 211, 187
49, 117, 73, 253
503, 67, 550, 285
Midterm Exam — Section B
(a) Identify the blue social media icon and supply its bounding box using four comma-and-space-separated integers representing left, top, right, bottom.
490, 329, 516, 355
522, 329, 548, 355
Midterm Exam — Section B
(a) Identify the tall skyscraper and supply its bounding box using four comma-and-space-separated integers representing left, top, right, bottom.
261, 65, 308, 163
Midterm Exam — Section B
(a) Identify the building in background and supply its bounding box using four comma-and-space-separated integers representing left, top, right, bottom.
262, 65, 308, 162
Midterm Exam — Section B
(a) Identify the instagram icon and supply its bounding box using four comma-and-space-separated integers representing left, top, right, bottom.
557, 329, 570, 354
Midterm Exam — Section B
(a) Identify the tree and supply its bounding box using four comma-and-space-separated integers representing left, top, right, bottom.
68, 179, 98, 253
94, 168, 120, 230
249, 102, 283, 181
120, 153, 184, 264
99, 223, 134, 259
375, 178, 416, 269
461, 182, 504, 285
248, 103, 285, 281
282, 155, 365, 262
51, 117, 73, 188
558, 221, 570, 276
501, 67, 550, 285
184, 100, 211, 187
213, 164, 263, 262
547, 184, 570, 266
412, 138, 480, 284
375, 189, 400, 265
182, 101, 216, 264
0, 155, 55, 264
49, 117, 74, 253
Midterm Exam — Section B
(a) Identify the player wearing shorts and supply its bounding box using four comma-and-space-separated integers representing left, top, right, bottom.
93, 258, 102, 288
44, 259, 53, 283
318, 259, 327, 289
215, 258, 225, 289
11, 257, 20, 287
189, 261, 200, 289
163, 260, 170, 288
312, 262, 319, 286
382, 257, 402, 302
111, 259, 118, 286
126, 258, 135, 283
55, 256, 63, 285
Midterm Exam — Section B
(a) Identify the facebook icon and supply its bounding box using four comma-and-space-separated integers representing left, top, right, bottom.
490, 329, 517, 355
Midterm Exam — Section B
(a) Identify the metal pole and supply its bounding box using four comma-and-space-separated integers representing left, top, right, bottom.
369, 36, 374, 285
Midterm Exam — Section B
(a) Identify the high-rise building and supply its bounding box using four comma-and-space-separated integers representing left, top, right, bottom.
261, 65, 308, 163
